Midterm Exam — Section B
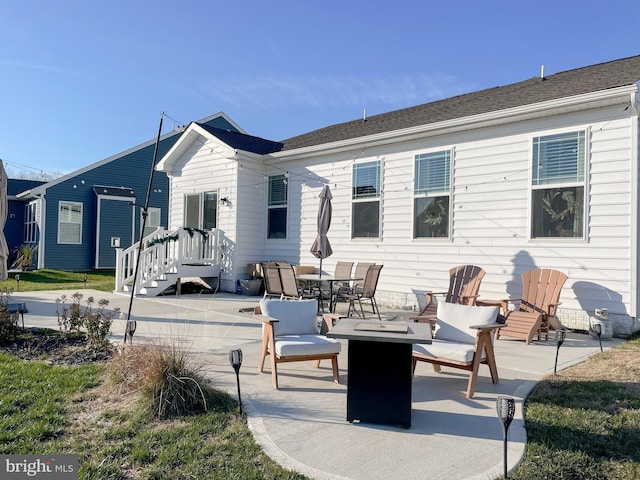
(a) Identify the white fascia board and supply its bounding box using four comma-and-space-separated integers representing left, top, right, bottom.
269, 85, 639, 163
156, 123, 236, 172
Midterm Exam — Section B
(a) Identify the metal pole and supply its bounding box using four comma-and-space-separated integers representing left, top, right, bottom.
124, 112, 165, 343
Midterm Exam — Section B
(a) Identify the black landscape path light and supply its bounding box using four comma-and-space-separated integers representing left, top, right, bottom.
83, 273, 87, 288
554, 330, 566, 375
594, 323, 603, 352
229, 348, 243, 414
15, 273, 20, 291
496, 396, 516, 479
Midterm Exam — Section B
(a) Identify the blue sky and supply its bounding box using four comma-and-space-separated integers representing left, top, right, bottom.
1, 0, 639, 178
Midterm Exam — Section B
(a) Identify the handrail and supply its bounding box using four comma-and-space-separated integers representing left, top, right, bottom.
115, 227, 221, 295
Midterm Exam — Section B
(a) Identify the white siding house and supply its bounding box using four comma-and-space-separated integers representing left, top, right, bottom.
157, 56, 640, 336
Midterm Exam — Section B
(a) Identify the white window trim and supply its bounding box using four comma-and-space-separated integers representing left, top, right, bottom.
412, 148, 453, 241
184, 191, 218, 230
267, 174, 288, 240
528, 127, 589, 242
24, 201, 38, 243
351, 159, 382, 240
57, 201, 83, 245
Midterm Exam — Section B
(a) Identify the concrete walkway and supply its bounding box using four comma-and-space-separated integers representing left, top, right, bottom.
12, 289, 621, 480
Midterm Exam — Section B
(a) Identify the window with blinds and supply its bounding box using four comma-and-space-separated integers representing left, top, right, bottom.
268, 175, 287, 239
352, 161, 380, 238
531, 131, 586, 238
58, 201, 82, 244
414, 150, 451, 238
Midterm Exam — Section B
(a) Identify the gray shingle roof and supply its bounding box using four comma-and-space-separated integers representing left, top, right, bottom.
198, 124, 283, 155
281, 55, 640, 151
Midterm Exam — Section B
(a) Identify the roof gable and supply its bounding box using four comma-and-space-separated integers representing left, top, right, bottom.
281, 55, 640, 151
156, 122, 284, 172
21, 112, 241, 198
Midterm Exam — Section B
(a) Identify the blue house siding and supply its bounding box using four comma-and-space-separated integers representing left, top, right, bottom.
42, 142, 170, 271
19, 113, 240, 272
5, 179, 45, 267
96, 197, 136, 268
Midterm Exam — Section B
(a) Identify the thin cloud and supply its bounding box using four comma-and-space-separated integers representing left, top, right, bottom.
195, 73, 477, 111
0, 59, 89, 77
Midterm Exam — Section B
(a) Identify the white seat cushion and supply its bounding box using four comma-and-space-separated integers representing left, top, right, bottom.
259, 298, 319, 336
435, 302, 498, 344
413, 340, 485, 364
275, 334, 341, 357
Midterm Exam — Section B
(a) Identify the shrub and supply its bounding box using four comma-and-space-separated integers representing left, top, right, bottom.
55, 292, 120, 346
109, 342, 233, 419
11, 244, 37, 270
0, 288, 18, 345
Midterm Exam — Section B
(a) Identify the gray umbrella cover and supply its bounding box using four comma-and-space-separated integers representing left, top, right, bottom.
310, 185, 333, 270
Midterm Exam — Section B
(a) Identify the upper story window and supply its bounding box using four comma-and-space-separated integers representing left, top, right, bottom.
352, 161, 380, 238
58, 201, 82, 244
24, 202, 38, 243
268, 174, 287, 239
531, 131, 586, 238
414, 150, 451, 238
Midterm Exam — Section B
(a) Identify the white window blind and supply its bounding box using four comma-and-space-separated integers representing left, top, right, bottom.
58, 202, 82, 244
269, 175, 287, 206
533, 131, 585, 186
415, 151, 451, 194
353, 161, 380, 199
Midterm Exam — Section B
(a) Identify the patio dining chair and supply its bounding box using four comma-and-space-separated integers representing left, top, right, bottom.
345, 264, 383, 320
261, 262, 284, 298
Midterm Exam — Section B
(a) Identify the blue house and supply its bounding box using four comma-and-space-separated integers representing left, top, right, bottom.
15, 112, 242, 271
5, 178, 46, 267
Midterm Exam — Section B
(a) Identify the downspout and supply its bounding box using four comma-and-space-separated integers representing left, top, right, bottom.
629, 84, 640, 321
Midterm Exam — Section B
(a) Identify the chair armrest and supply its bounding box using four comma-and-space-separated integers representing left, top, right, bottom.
409, 315, 436, 325
469, 323, 503, 331
546, 302, 562, 316
322, 313, 341, 330
252, 313, 279, 325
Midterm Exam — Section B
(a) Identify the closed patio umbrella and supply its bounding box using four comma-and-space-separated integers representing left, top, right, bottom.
310, 184, 333, 278
0, 161, 8, 280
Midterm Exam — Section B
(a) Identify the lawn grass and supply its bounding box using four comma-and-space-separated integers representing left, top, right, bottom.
0, 351, 308, 479
0, 269, 115, 293
509, 333, 640, 479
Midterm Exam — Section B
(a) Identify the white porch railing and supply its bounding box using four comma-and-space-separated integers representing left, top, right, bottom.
115, 227, 221, 295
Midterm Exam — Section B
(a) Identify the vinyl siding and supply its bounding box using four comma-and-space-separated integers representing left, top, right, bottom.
164, 101, 638, 327
259, 105, 636, 320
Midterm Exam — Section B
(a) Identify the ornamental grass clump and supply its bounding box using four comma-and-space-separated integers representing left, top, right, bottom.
109, 342, 233, 419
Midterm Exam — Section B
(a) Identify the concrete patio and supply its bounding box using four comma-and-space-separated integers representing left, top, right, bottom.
11, 289, 621, 480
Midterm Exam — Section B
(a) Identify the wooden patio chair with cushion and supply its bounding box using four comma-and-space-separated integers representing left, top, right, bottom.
345, 264, 383, 320
412, 301, 501, 398
412, 265, 486, 322
253, 298, 341, 389
496, 268, 568, 344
